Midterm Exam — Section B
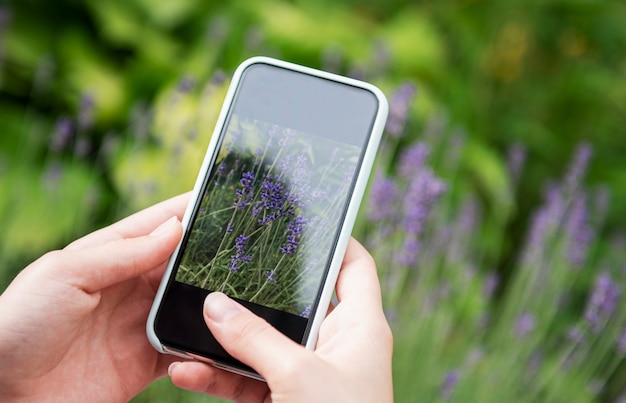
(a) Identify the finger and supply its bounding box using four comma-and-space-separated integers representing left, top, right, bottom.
202, 292, 311, 383
65, 193, 190, 250
334, 238, 383, 310
169, 361, 269, 401
44, 217, 182, 293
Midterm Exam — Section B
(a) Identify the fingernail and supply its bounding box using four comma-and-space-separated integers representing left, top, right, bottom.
204, 292, 242, 323
168, 362, 180, 377
150, 216, 178, 237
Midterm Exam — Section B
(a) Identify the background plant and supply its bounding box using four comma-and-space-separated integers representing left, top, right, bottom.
1, 0, 625, 401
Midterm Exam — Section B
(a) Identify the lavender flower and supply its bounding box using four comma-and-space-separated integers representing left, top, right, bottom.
266, 270, 277, 283
403, 170, 447, 235
280, 214, 307, 255
565, 193, 593, 267
77, 92, 95, 131
300, 305, 312, 319
396, 169, 446, 266
398, 142, 429, 179
522, 182, 564, 264
584, 272, 621, 333
483, 271, 499, 299
385, 82, 416, 138
367, 171, 399, 222
567, 325, 585, 345
278, 128, 295, 147
234, 171, 255, 209
216, 161, 227, 177
439, 370, 460, 400
507, 142, 527, 185
227, 234, 253, 272
176, 75, 196, 93
50, 117, 74, 153
563, 142, 593, 198
514, 312, 536, 338
254, 175, 291, 224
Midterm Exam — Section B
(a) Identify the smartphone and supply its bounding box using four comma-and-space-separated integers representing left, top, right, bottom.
147, 56, 388, 380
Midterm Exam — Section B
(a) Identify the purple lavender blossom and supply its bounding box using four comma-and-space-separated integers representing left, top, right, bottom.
211, 70, 226, 86
584, 272, 621, 333
50, 117, 74, 153
234, 171, 255, 209
398, 142, 429, 179
514, 312, 536, 338
439, 370, 460, 400
563, 142, 593, 198
266, 270, 277, 283
403, 170, 447, 235
280, 214, 307, 255
77, 92, 95, 131
278, 128, 295, 147
507, 142, 527, 185
176, 75, 196, 93
396, 169, 446, 266
522, 182, 564, 264
567, 325, 585, 345
216, 161, 227, 177
483, 271, 499, 299
254, 175, 291, 224
367, 171, 399, 222
300, 305, 312, 319
227, 234, 253, 272
385, 82, 417, 138
565, 193, 593, 268
227, 129, 241, 153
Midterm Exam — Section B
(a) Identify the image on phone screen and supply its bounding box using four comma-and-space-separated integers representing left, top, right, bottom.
175, 116, 361, 317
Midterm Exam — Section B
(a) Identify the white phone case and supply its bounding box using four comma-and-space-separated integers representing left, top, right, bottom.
146, 56, 388, 380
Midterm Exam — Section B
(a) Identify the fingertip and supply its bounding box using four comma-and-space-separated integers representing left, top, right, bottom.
149, 216, 181, 238
204, 292, 245, 324
169, 361, 218, 393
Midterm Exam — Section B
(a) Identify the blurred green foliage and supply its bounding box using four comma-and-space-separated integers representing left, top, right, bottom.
1, 0, 626, 401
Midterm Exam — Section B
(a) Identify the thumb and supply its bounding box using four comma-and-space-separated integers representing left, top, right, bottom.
203, 292, 308, 381
47, 216, 182, 293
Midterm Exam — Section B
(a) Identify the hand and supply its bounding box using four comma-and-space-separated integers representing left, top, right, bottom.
0, 194, 188, 402
169, 238, 394, 403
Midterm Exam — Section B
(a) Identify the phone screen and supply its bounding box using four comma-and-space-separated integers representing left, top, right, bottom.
154, 62, 380, 370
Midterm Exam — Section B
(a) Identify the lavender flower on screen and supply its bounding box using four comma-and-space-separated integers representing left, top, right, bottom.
266, 270, 277, 283
254, 175, 291, 224
234, 171, 255, 209
227, 234, 253, 272
300, 305, 312, 319
280, 214, 307, 255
